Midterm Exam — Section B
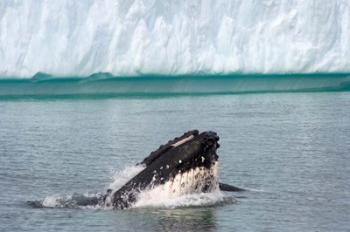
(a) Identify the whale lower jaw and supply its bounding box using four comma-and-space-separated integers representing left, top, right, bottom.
162, 162, 219, 196
103, 163, 219, 209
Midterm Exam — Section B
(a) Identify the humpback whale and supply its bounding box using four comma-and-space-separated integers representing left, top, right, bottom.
27, 130, 243, 209
104, 130, 243, 209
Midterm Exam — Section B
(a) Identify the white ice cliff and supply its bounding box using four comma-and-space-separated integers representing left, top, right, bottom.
0, 0, 349, 77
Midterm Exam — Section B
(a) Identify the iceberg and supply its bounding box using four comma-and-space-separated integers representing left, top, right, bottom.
0, 0, 349, 78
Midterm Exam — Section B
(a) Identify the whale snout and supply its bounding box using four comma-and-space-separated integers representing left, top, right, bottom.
197, 131, 220, 164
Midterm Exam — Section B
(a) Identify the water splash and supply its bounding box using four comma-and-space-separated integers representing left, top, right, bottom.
40, 193, 103, 209
132, 163, 230, 209
133, 190, 230, 209
108, 165, 145, 191
28, 164, 233, 209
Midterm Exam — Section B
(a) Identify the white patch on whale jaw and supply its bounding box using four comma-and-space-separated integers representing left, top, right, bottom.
130, 162, 221, 209
153, 162, 219, 197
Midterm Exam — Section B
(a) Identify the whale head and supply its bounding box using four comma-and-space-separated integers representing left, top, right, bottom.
143, 130, 220, 192
110, 130, 221, 209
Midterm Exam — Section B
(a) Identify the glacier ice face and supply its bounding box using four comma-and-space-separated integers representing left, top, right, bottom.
0, 0, 349, 78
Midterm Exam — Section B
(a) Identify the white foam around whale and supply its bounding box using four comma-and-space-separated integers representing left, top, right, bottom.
40, 163, 230, 209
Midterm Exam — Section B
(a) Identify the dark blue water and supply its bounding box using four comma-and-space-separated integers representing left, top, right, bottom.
1, 92, 350, 231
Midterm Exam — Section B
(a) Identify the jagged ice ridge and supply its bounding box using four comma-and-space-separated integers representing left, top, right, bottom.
0, 0, 349, 78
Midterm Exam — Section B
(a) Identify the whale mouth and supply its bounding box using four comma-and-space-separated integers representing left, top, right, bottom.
170, 131, 219, 175
139, 130, 220, 184
151, 131, 220, 193
161, 162, 220, 197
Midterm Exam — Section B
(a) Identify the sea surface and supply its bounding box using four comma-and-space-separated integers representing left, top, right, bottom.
1, 91, 350, 231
